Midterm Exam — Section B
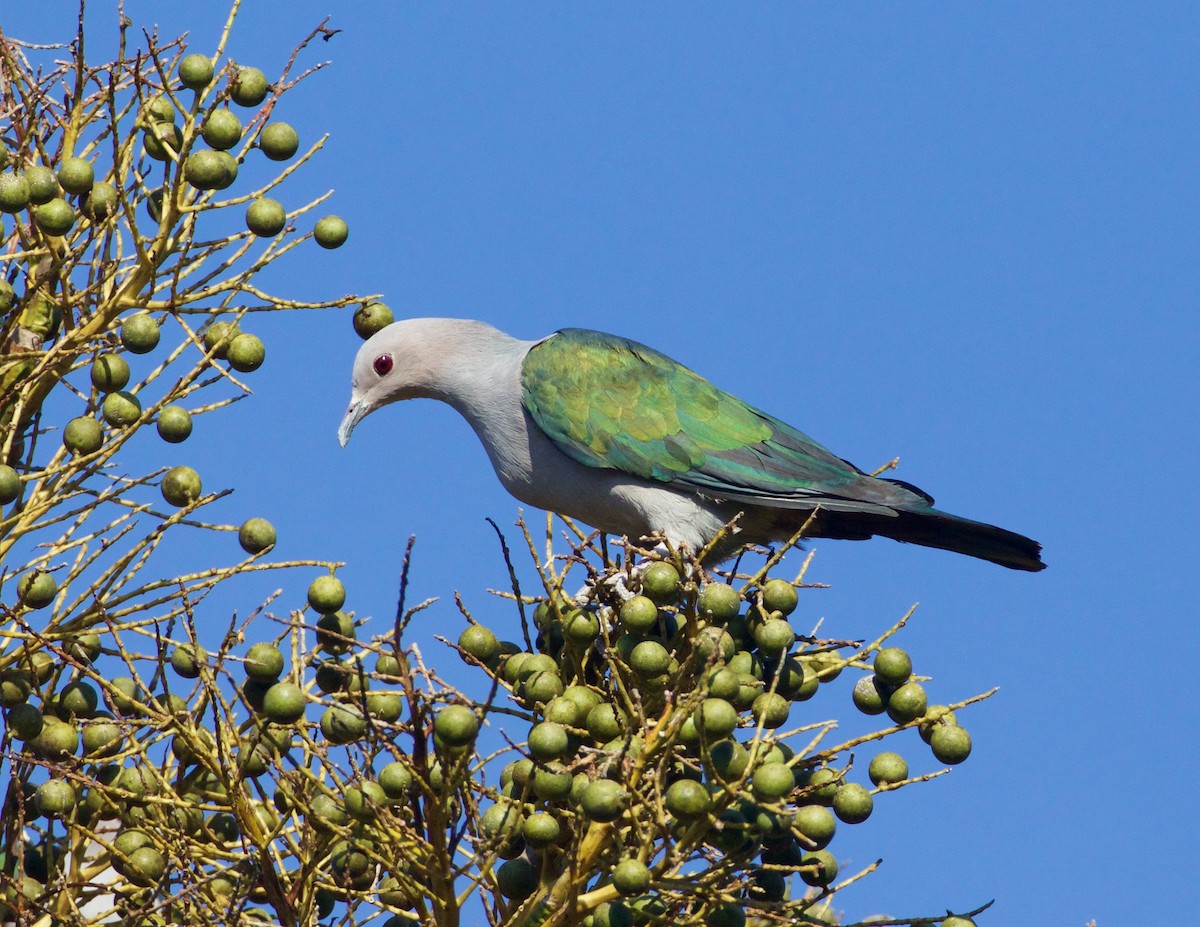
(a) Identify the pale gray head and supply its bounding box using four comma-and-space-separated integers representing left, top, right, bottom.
337, 318, 516, 447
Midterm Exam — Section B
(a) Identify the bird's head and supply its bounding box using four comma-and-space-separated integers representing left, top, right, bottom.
338, 318, 507, 447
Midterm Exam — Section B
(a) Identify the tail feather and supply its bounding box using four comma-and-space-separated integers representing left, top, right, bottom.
798, 506, 1045, 572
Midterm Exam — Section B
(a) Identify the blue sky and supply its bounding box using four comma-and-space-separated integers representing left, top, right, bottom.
7, 3, 1199, 924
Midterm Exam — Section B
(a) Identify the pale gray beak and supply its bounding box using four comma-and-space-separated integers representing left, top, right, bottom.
338, 398, 368, 447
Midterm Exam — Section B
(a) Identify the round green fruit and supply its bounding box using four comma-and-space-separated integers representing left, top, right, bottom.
759, 578, 798, 615
142, 94, 176, 123
753, 616, 795, 655
873, 647, 912, 686
230, 67, 269, 107
226, 333, 265, 372
143, 122, 183, 160
618, 595, 659, 633
170, 643, 207, 678
245, 197, 285, 236
307, 575, 346, 613
799, 849, 838, 887
792, 804, 837, 849
35, 779, 77, 817
203, 320, 240, 357
178, 54, 215, 90
868, 751, 909, 786
664, 778, 711, 820
496, 857, 538, 901
184, 149, 232, 190
25, 166, 60, 204
211, 151, 239, 189
64, 416, 103, 455
18, 570, 56, 609
379, 760, 413, 798
522, 811, 560, 848
580, 779, 627, 822
751, 691, 790, 729
102, 391, 141, 427
244, 642, 284, 682
352, 301, 393, 340
8, 703, 44, 740
0, 464, 21, 504
124, 846, 167, 886
156, 405, 193, 443
697, 582, 741, 622
706, 903, 746, 927
91, 354, 130, 392
81, 182, 119, 220
259, 122, 299, 160
433, 704, 479, 747
639, 561, 680, 604
527, 720, 569, 761
0, 172, 31, 212
458, 624, 501, 663
320, 704, 366, 744
315, 611, 355, 653
262, 682, 306, 724
119, 314, 159, 353
313, 215, 348, 248
612, 858, 650, 896
930, 724, 973, 765
629, 640, 670, 677
238, 517, 276, 554
851, 674, 891, 715
57, 157, 94, 195
161, 465, 202, 507
202, 108, 243, 150
885, 681, 928, 724
941, 917, 977, 927
832, 782, 874, 824
751, 762, 795, 802
34, 198, 76, 236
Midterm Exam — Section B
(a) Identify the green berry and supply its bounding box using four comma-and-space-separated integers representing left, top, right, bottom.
379, 761, 413, 798
91, 354, 130, 392
35, 779, 77, 818
697, 582, 741, 622
34, 198, 76, 235
64, 416, 103, 455
750, 762, 795, 802
307, 575, 346, 613
885, 681, 928, 724
799, 849, 838, 887
170, 642, 207, 678
930, 724, 972, 765
178, 54, 215, 90
203, 320, 240, 358
230, 67, 269, 106
760, 578, 798, 615
184, 149, 231, 190
18, 570, 57, 609
81, 182, 119, 220
102, 390, 141, 427
161, 465, 202, 507
143, 122, 183, 160
245, 197, 285, 236
580, 779, 627, 822
873, 647, 912, 686
119, 315, 160, 354
142, 94, 176, 123
262, 682, 306, 723
640, 561, 680, 604
259, 122, 299, 160
0, 172, 31, 212
792, 803, 837, 849
313, 215, 348, 248
238, 517, 276, 554
612, 858, 650, 896
352, 301, 393, 340
832, 782, 874, 824
244, 642, 284, 682
25, 166, 60, 204
0, 464, 21, 504
226, 333, 265, 372
156, 405, 193, 443
527, 720, 570, 761
202, 108, 243, 150
751, 691, 790, 728
618, 595, 659, 633
433, 704, 479, 747
868, 751, 909, 786
851, 674, 891, 715
458, 624, 501, 663
57, 157, 95, 195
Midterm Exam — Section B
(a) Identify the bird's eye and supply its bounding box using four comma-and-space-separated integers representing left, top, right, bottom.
373, 354, 393, 377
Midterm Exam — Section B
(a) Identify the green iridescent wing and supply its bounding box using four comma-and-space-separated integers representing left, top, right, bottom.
521, 329, 907, 510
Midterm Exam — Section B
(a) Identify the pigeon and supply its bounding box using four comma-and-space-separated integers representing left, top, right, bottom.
338, 319, 1044, 571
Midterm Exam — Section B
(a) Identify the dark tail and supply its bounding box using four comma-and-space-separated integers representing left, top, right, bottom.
881, 507, 1045, 571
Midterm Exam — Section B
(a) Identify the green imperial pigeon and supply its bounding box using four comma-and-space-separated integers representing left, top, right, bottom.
339, 319, 1044, 571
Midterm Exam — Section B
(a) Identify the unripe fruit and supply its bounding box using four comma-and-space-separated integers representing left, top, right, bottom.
245, 197, 285, 236
120, 315, 160, 355
612, 858, 650, 896
34, 198, 76, 235
161, 465, 202, 507
81, 182, 119, 220
0, 464, 22, 504
262, 682, 306, 724
64, 416, 103, 455
580, 779, 627, 822
832, 782, 874, 824
259, 122, 299, 160
9, 703, 44, 740
496, 857, 538, 901
0, 173, 31, 212
170, 643, 207, 678
433, 704, 479, 747
179, 53, 214, 89
629, 639, 670, 677
244, 642, 284, 682
25, 166, 60, 204
527, 720, 569, 761
238, 517, 276, 554
851, 674, 891, 715
751, 762, 795, 802
640, 561, 680, 604
226, 333, 265, 372
125, 846, 166, 885
751, 691, 790, 728
91, 354, 130, 392
760, 578, 798, 615
157, 405, 193, 443
353, 301, 393, 340
523, 811, 560, 848
885, 681, 928, 724
203, 320, 240, 357
868, 751, 909, 786
313, 215, 348, 248
57, 157, 95, 195
230, 67, 269, 106
320, 704, 366, 744
307, 575, 346, 613
873, 647, 912, 686
753, 617, 795, 655
35, 779, 77, 817
102, 390, 141, 427
202, 108, 243, 150
799, 849, 838, 887
792, 804, 837, 849
379, 761, 413, 798
664, 778, 711, 819
142, 94, 176, 123
184, 149, 231, 190
18, 570, 57, 609
697, 582, 741, 622
143, 122, 183, 160
618, 595, 659, 633
458, 624, 501, 663
316, 611, 355, 653
930, 724, 972, 764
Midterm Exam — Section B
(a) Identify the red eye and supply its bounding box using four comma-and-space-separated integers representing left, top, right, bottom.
373, 354, 393, 377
